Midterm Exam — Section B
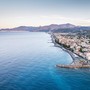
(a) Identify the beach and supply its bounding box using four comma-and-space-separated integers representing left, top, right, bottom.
51, 33, 90, 68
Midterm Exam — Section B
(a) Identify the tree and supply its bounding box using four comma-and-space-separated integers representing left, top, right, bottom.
79, 47, 83, 52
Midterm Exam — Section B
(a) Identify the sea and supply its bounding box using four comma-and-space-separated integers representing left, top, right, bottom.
0, 32, 90, 90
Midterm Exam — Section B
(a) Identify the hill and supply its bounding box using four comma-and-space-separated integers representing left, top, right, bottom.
0, 23, 90, 33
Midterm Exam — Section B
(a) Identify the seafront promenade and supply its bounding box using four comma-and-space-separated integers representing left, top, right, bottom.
51, 33, 90, 68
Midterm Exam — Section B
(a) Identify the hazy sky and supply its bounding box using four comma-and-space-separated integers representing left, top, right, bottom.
0, 0, 90, 28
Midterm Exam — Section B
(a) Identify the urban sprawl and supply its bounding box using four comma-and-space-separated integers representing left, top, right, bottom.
54, 33, 90, 60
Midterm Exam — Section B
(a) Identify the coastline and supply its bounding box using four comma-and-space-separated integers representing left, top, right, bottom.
51, 33, 79, 61
50, 33, 90, 68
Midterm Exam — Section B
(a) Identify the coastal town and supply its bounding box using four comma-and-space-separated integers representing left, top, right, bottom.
52, 32, 90, 68
53, 33, 90, 60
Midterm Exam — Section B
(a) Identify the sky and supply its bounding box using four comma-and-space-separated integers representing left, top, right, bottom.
0, 0, 90, 28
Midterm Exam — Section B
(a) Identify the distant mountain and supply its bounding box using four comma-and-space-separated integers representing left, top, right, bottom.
55, 23, 76, 28
12, 26, 37, 31
0, 23, 90, 33
0, 26, 38, 32
37, 23, 76, 31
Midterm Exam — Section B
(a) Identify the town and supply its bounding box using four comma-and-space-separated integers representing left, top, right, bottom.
53, 33, 90, 61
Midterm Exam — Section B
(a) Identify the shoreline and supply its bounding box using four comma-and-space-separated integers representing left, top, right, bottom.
51, 33, 79, 61
50, 33, 90, 68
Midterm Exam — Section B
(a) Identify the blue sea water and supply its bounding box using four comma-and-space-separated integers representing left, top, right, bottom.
0, 32, 90, 90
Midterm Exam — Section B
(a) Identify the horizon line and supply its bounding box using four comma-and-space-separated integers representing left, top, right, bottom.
0, 23, 90, 29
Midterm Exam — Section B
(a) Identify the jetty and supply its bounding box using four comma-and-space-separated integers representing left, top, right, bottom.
56, 64, 90, 69
56, 50, 90, 68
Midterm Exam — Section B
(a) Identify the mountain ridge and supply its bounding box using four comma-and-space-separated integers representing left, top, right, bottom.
0, 23, 90, 32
